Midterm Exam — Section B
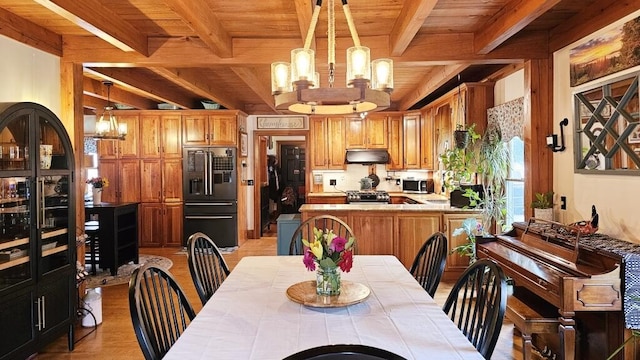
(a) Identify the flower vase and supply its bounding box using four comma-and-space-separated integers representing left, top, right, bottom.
92, 187, 102, 205
316, 266, 341, 296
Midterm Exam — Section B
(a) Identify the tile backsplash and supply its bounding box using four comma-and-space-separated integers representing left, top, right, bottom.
314, 165, 433, 193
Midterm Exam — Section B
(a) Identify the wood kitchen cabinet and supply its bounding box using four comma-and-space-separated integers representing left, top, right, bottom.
420, 108, 434, 169
139, 202, 183, 247
396, 213, 441, 269
349, 212, 394, 255
140, 113, 182, 159
183, 113, 237, 146
140, 158, 182, 203
309, 116, 346, 170
345, 114, 388, 149
98, 158, 141, 203
403, 113, 420, 169
442, 213, 482, 281
387, 114, 403, 170
98, 114, 139, 159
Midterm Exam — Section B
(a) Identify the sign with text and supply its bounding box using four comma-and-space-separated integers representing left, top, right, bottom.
257, 116, 305, 129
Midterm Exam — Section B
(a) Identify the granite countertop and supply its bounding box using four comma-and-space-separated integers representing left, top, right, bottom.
306, 191, 451, 204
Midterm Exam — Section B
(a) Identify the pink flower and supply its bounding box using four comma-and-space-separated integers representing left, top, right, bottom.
338, 250, 353, 273
303, 249, 316, 271
329, 236, 346, 253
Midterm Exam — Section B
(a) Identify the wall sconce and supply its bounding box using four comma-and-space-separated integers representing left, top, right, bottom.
546, 118, 569, 152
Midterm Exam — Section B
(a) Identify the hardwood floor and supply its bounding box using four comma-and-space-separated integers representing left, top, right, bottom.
36, 231, 522, 359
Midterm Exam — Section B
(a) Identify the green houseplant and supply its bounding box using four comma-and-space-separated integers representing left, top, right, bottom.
451, 217, 481, 262
440, 123, 481, 193
531, 191, 554, 221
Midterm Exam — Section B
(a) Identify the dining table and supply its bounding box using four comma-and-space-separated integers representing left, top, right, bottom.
164, 255, 484, 360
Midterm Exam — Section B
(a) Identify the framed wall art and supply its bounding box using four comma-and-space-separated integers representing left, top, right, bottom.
240, 131, 248, 157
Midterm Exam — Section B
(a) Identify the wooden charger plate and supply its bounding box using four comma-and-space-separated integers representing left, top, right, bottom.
286, 280, 370, 308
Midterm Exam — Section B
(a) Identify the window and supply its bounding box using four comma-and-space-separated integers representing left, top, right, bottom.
505, 137, 524, 228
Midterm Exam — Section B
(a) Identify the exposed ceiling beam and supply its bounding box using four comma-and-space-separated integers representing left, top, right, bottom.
549, 0, 638, 52
83, 77, 158, 110
84, 67, 195, 109
389, 0, 438, 56
64, 32, 547, 67
474, 0, 560, 55
162, 0, 232, 58
397, 64, 470, 111
0, 7, 61, 56
33, 0, 148, 55
230, 67, 278, 113
82, 94, 106, 111
148, 67, 243, 110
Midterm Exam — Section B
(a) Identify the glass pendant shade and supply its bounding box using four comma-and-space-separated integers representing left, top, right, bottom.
347, 46, 370, 85
291, 48, 315, 82
371, 58, 394, 92
95, 108, 127, 139
311, 72, 320, 89
271, 62, 292, 94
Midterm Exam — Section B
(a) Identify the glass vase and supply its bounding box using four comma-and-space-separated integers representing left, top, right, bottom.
316, 266, 341, 296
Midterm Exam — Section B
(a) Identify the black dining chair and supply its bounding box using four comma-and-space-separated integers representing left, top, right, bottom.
187, 232, 231, 305
290, 215, 355, 255
283, 344, 407, 360
128, 263, 196, 360
409, 232, 448, 297
442, 259, 507, 360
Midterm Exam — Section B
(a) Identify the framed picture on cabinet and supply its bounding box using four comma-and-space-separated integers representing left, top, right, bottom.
240, 131, 248, 157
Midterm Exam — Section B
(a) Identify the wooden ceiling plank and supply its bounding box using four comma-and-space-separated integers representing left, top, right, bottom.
148, 67, 242, 110
84, 67, 194, 109
33, 0, 148, 55
230, 67, 278, 113
474, 0, 561, 55
82, 77, 157, 110
549, 0, 639, 52
389, 0, 438, 56
398, 64, 470, 110
163, 0, 232, 58
83, 94, 106, 111
0, 7, 62, 56
64, 33, 547, 67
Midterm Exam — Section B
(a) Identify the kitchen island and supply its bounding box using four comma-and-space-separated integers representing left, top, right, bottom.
299, 201, 480, 280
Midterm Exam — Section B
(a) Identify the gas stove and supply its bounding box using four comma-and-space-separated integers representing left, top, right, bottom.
345, 190, 391, 204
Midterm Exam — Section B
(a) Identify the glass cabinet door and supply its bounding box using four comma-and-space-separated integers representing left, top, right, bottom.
0, 176, 32, 291
0, 112, 30, 171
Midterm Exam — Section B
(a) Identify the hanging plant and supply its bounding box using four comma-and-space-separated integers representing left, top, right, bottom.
454, 124, 470, 149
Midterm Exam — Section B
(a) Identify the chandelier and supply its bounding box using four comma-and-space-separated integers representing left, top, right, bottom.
271, 0, 393, 115
94, 81, 127, 140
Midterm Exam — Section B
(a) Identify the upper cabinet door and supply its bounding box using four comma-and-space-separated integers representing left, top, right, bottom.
420, 108, 434, 169
161, 115, 182, 158
345, 117, 366, 148
387, 115, 403, 170
183, 115, 208, 146
366, 115, 388, 149
209, 115, 236, 145
403, 114, 420, 169
140, 115, 161, 158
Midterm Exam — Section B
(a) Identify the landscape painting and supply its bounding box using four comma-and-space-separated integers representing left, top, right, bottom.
570, 15, 640, 87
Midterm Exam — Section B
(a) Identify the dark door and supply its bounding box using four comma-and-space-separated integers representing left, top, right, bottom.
280, 144, 305, 213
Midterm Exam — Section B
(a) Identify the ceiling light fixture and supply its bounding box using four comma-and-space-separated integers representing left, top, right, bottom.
94, 81, 127, 140
271, 0, 393, 115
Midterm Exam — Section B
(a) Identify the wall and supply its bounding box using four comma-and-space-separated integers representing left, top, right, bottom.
0, 36, 60, 115
553, 10, 640, 242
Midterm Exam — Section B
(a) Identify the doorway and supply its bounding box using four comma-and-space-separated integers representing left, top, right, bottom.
279, 143, 306, 213
252, 130, 308, 239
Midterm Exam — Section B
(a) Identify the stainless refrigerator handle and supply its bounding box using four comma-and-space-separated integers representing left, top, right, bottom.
204, 151, 209, 196
185, 215, 234, 220
185, 202, 235, 206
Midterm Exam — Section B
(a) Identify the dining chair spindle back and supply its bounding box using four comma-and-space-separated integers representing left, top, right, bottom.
442, 259, 507, 359
409, 232, 448, 297
187, 232, 231, 305
289, 215, 355, 255
128, 264, 196, 360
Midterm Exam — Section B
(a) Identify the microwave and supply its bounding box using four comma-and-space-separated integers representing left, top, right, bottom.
402, 179, 434, 193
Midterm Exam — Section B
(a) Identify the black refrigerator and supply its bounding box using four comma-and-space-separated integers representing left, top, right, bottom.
183, 147, 237, 248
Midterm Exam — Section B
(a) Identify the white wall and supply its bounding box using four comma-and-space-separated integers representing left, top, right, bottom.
552, 10, 640, 242
0, 36, 61, 116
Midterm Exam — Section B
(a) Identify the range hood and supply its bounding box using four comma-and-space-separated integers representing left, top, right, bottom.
345, 149, 390, 164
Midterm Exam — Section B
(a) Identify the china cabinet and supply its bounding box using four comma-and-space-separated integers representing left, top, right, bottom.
0, 102, 76, 360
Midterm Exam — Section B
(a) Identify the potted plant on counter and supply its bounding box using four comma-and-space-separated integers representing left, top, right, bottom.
531, 191, 554, 221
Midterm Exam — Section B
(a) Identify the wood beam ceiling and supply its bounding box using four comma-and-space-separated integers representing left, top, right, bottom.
398, 64, 471, 111
0, 7, 61, 56
389, 0, 438, 56
82, 77, 157, 110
